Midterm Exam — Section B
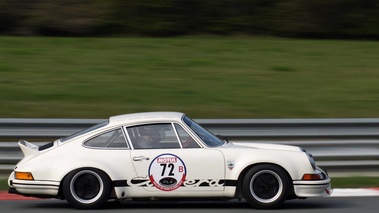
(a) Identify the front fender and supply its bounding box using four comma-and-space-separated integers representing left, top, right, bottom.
222, 149, 314, 181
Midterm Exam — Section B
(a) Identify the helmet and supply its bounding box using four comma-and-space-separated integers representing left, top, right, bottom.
138, 126, 161, 141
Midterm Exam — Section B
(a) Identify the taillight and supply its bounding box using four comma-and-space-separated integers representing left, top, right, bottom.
15, 172, 34, 180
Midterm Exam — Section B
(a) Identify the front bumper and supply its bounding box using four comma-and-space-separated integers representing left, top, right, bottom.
293, 167, 332, 197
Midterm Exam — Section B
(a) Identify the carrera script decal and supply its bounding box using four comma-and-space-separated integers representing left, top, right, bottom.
183, 179, 225, 187
148, 153, 186, 191
122, 179, 235, 188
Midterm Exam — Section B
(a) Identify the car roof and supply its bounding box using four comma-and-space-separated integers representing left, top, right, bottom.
108, 111, 185, 126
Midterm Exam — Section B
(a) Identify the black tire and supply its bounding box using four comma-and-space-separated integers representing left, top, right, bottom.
242, 164, 291, 209
62, 168, 112, 209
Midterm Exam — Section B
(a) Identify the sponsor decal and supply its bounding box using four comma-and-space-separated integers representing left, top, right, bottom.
148, 153, 186, 191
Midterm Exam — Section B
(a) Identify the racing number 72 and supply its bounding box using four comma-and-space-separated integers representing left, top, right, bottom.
160, 163, 174, 176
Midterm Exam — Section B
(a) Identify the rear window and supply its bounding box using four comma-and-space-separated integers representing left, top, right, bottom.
84, 128, 128, 148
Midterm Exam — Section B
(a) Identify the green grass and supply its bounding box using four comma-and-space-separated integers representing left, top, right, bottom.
0, 179, 7, 191
1, 36, 379, 119
331, 177, 379, 188
1, 177, 378, 191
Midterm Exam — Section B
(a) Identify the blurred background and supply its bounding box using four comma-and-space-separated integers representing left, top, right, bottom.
0, 0, 378, 119
0, 0, 378, 187
2, 0, 379, 38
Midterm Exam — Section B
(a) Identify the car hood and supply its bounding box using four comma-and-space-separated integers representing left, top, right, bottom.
231, 141, 301, 152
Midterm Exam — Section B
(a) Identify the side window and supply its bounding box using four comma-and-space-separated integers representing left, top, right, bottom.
84, 128, 128, 148
175, 124, 200, 148
127, 123, 181, 149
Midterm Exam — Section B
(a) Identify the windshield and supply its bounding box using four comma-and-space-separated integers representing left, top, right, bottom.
60, 121, 109, 142
183, 116, 224, 147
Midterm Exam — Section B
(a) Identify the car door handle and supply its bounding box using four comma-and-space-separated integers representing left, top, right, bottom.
133, 156, 150, 161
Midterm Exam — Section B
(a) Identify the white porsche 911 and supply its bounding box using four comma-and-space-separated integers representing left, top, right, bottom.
8, 112, 331, 209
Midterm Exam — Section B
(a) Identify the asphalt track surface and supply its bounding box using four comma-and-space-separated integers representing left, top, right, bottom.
0, 196, 378, 213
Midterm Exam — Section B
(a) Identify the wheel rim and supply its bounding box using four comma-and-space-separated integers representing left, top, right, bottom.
249, 170, 283, 203
70, 170, 104, 204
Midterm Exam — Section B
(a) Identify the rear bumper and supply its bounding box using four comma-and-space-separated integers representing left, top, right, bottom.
8, 172, 60, 198
8, 187, 19, 194
8, 187, 57, 199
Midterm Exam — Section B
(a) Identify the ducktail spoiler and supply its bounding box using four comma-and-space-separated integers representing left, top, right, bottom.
18, 140, 55, 158
19, 140, 40, 158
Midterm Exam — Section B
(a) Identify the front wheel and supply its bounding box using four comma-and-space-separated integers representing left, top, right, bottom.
62, 168, 111, 209
242, 164, 291, 209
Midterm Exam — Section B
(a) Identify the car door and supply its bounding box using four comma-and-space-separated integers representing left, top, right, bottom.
126, 123, 225, 195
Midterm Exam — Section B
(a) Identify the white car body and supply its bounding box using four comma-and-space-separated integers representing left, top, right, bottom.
8, 112, 331, 209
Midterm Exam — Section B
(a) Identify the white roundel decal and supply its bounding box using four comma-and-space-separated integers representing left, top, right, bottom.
148, 153, 187, 191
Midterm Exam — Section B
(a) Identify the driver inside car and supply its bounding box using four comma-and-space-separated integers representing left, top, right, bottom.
136, 126, 162, 149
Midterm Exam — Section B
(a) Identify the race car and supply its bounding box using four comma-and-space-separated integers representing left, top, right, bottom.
8, 112, 332, 209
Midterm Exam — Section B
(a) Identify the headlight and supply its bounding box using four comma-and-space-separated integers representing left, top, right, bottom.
301, 148, 316, 170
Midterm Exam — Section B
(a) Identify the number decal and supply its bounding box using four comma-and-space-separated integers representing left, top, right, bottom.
168, 163, 175, 176
160, 163, 175, 176
149, 154, 186, 191
160, 164, 166, 176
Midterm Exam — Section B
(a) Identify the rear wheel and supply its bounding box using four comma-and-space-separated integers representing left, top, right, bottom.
62, 168, 111, 209
242, 164, 291, 209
